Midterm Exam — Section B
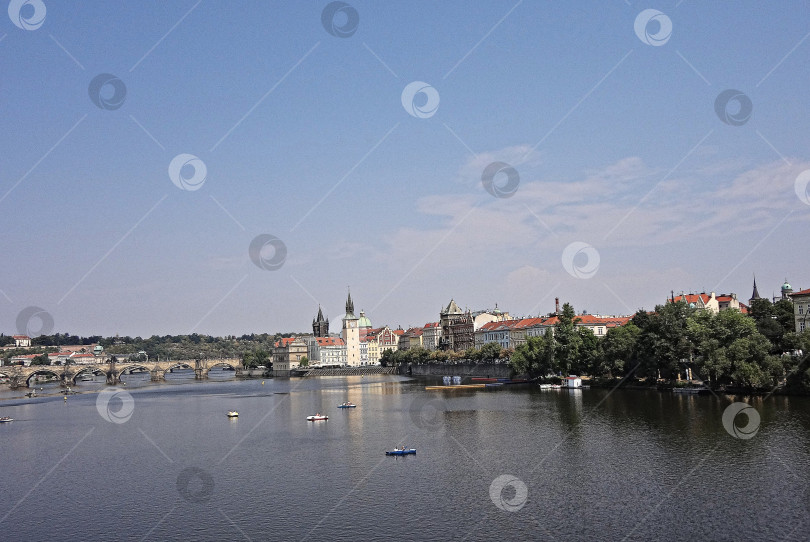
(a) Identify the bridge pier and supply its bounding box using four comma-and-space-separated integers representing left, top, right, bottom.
151, 369, 165, 382
106, 371, 119, 385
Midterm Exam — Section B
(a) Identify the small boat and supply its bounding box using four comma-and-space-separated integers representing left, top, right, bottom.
337, 402, 356, 408
385, 448, 416, 456
673, 387, 705, 394
226, 411, 238, 418
307, 415, 328, 421
538, 383, 552, 389
0, 416, 13, 423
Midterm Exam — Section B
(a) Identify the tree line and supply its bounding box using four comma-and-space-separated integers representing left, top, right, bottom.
509, 299, 810, 393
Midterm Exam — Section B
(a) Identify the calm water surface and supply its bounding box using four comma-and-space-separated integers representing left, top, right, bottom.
1, 374, 809, 541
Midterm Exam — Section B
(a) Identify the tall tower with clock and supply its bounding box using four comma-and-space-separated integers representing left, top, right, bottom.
342, 289, 360, 367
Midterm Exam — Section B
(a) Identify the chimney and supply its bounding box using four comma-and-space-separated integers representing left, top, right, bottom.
555, 297, 560, 315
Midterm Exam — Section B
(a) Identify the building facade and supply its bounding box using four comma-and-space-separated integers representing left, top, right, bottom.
421, 322, 441, 350
792, 288, 810, 333
273, 337, 308, 374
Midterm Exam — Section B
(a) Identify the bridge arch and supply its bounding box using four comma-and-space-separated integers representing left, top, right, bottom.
115, 364, 152, 379
208, 360, 240, 371
164, 362, 196, 374
25, 368, 62, 387
69, 366, 108, 384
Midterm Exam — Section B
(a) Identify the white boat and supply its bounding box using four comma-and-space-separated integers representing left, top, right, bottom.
226, 411, 238, 418
539, 384, 552, 389
307, 414, 328, 421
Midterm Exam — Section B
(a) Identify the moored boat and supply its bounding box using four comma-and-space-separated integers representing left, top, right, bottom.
385, 448, 416, 456
337, 402, 356, 408
307, 414, 328, 421
673, 387, 707, 394
227, 411, 238, 418
0, 416, 13, 423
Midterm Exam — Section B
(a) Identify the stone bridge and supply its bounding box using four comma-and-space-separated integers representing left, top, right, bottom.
0, 358, 244, 388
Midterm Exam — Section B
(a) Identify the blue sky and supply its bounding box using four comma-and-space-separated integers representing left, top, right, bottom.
2, 1, 809, 337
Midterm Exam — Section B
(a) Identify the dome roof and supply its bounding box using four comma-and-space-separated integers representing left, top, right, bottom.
782, 280, 792, 290
358, 310, 372, 328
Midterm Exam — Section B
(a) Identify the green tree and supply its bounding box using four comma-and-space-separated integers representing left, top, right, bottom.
595, 322, 640, 378
554, 303, 582, 376
479, 342, 502, 362
510, 334, 553, 379
576, 327, 599, 375
30, 353, 50, 366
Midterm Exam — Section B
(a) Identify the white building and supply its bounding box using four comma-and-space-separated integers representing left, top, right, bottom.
421, 322, 441, 350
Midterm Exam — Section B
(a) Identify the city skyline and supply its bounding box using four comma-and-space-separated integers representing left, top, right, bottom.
3, 2, 809, 337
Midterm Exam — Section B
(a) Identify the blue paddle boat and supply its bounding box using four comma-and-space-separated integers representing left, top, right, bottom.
337, 402, 357, 408
385, 448, 416, 456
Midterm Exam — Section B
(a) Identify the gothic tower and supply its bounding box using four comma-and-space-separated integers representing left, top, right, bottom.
749, 275, 761, 308
312, 306, 329, 337
342, 289, 360, 366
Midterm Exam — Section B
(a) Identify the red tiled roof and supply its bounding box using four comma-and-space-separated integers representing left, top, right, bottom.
792, 288, 810, 296
274, 337, 303, 348
423, 322, 440, 328
12, 335, 30, 340
315, 337, 344, 347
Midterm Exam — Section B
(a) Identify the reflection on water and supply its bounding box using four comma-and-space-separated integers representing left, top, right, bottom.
0, 376, 808, 541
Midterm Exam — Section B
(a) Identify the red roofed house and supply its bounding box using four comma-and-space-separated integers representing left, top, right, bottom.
273, 337, 308, 374
9, 353, 38, 366
668, 291, 747, 314
398, 328, 423, 351
574, 314, 633, 337
306, 336, 347, 366
68, 352, 97, 365
13, 335, 31, 347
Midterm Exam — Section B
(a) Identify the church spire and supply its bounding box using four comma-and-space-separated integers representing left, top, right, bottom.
749, 274, 761, 307
345, 288, 355, 317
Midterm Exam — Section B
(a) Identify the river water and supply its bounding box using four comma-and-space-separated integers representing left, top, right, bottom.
0, 374, 808, 541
